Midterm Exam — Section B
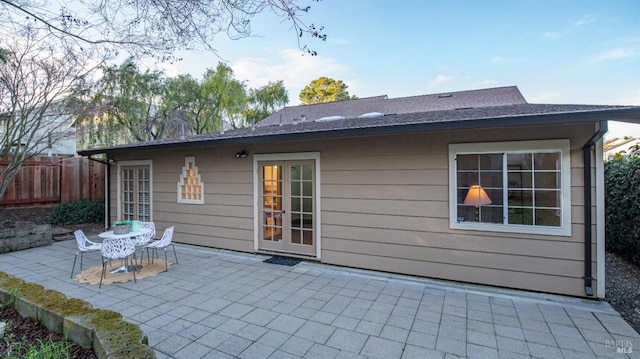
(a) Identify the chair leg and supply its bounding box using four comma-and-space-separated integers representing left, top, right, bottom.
164, 249, 168, 272
171, 244, 178, 264
79, 252, 84, 271
99, 260, 106, 288
130, 257, 137, 283
71, 252, 79, 278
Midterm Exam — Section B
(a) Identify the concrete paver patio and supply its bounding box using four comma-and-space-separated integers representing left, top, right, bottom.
0, 239, 638, 358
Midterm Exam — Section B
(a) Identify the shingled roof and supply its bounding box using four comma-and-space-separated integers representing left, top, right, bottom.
79, 102, 640, 156
256, 86, 527, 127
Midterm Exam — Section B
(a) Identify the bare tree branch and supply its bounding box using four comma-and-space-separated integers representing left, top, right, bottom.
1, 0, 327, 60
0, 29, 101, 198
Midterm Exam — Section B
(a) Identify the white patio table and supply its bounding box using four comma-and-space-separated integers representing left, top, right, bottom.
98, 227, 151, 273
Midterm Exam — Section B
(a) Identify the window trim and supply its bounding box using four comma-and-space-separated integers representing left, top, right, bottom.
449, 139, 571, 236
117, 159, 153, 222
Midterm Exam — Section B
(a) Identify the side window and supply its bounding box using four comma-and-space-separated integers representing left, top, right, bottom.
449, 140, 571, 236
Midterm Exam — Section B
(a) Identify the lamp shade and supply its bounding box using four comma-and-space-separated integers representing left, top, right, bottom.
463, 185, 492, 205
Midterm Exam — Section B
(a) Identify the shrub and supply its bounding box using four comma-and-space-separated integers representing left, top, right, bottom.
605, 155, 640, 266
50, 200, 104, 225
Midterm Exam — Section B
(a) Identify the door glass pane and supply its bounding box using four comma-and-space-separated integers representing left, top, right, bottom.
291, 213, 301, 229
302, 182, 312, 197
291, 165, 300, 180
291, 197, 301, 212
302, 165, 313, 180
262, 164, 283, 242
302, 214, 313, 229
302, 230, 313, 245
291, 229, 301, 244
291, 181, 300, 196
303, 197, 312, 213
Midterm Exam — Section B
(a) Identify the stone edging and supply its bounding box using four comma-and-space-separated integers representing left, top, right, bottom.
0, 224, 52, 254
0, 272, 155, 359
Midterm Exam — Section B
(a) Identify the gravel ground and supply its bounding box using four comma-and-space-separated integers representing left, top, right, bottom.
605, 252, 640, 333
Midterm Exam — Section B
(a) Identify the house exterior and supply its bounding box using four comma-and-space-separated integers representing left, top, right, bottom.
79, 86, 640, 298
603, 136, 640, 160
0, 101, 76, 156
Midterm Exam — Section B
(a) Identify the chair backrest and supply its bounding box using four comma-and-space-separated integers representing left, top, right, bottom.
139, 221, 156, 240
132, 221, 156, 246
157, 226, 175, 247
101, 238, 136, 261
74, 230, 89, 250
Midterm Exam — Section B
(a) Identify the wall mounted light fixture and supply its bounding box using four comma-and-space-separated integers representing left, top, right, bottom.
234, 150, 248, 158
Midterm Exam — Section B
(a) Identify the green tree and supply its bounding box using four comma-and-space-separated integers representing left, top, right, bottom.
299, 76, 356, 105
161, 74, 203, 137
78, 59, 167, 149
78, 62, 290, 148
198, 63, 248, 131
245, 81, 289, 126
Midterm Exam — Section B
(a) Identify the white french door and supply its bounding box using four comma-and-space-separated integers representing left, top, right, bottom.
258, 160, 316, 256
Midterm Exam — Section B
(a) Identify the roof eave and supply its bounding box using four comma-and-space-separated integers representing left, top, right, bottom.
77, 107, 640, 156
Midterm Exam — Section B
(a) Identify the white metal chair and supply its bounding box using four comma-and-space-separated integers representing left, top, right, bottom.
100, 237, 138, 288
131, 221, 155, 264
71, 230, 102, 278
143, 226, 177, 272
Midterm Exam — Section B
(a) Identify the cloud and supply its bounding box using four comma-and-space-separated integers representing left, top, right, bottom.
572, 14, 595, 27
429, 74, 453, 87
588, 47, 639, 64
490, 56, 506, 64
230, 49, 355, 104
543, 31, 559, 39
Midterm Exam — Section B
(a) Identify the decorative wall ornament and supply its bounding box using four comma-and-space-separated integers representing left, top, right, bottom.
177, 156, 204, 204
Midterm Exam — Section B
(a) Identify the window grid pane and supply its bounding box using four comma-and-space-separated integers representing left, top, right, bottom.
457, 151, 562, 228
507, 152, 561, 227
121, 166, 151, 222
456, 154, 503, 224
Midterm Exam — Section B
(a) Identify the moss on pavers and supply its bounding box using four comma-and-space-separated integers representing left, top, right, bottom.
0, 270, 155, 359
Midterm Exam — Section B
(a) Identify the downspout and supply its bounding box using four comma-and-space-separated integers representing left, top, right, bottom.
582, 121, 607, 296
87, 155, 112, 230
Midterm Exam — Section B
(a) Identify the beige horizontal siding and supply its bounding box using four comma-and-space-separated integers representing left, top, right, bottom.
322, 250, 586, 297
104, 122, 601, 297
323, 237, 583, 277
323, 184, 448, 201
318, 124, 599, 297
322, 225, 588, 259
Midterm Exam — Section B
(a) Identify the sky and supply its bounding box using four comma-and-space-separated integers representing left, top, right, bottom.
152, 0, 640, 138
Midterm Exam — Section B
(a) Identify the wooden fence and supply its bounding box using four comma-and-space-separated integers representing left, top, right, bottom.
0, 156, 105, 206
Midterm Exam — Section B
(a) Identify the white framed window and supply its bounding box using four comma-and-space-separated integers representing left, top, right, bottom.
177, 156, 204, 204
449, 139, 571, 236
117, 160, 152, 222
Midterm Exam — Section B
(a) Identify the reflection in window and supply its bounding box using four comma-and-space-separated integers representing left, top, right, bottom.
456, 151, 562, 227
